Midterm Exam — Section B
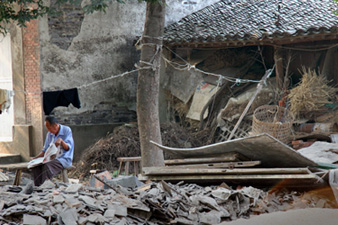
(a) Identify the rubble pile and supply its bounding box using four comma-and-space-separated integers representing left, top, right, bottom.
72, 123, 210, 179
0, 180, 336, 225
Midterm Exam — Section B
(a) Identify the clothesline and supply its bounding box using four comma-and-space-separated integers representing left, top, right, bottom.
6, 43, 267, 98
10, 35, 336, 94
6, 36, 311, 96
163, 46, 262, 84
11, 68, 143, 95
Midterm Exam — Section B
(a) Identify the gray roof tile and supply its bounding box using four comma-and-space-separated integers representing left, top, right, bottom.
164, 0, 338, 45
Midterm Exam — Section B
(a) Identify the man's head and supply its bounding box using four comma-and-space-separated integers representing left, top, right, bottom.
45, 116, 60, 135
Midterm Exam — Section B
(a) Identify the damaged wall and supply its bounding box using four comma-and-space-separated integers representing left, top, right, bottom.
39, 0, 142, 124
37, 0, 219, 155
39, 0, 220, 124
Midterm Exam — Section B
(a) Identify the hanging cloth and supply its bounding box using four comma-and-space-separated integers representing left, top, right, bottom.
43, 88, 81, 115
0, 89, 14, 114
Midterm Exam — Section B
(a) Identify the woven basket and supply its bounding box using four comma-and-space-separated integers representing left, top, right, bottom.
252, 105, 294, 144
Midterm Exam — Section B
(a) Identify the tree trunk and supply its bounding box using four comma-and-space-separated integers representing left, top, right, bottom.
137, 0, 165, 168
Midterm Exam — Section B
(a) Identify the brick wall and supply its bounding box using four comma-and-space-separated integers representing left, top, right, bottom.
48, 0, 84, 50
23, 19, 44, 155
23, 19, 42, 123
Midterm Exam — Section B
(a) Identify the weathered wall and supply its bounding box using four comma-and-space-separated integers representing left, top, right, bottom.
37, 0, 218, 157
39, 0, 143, 124
39, 0, 219, 124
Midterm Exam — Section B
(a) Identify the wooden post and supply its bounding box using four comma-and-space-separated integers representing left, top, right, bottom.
274, 47, 284, 90
61, 169, 69, 183
125, 162, 130, 176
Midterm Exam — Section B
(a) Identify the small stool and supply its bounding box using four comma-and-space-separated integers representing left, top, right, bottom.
117, 157, 141, 176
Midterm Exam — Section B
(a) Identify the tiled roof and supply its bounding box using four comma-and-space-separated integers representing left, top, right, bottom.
164, 0, 338, 46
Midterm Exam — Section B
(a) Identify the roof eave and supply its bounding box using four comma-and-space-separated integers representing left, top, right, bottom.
164, 32, 338, 48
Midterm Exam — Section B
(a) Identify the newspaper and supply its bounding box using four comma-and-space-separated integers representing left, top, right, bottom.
27, 143, 61, 169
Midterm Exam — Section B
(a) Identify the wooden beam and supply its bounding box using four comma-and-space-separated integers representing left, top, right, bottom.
167, 161, 261, 169
274, 47, 284, 90
165, 33, 338, 49
164, 153, 248, 165
142, 167, 312, 176
140, 173, 319, 181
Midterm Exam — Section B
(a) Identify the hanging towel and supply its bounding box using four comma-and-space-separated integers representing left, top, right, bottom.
0, 89, 6, 106
0, 89, 6, 114
0, 89, 14, 114
43, 88, 81, 115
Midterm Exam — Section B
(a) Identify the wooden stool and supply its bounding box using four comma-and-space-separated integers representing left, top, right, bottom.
117, 157, 141, 176
0, 163, 76, 185
61, 165, 76, 183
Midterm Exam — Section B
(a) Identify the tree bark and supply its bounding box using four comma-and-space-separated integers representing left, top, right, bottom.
137, 0, 165, 168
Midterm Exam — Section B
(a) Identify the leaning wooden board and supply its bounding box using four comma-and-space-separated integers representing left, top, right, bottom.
151, 133, 318, 168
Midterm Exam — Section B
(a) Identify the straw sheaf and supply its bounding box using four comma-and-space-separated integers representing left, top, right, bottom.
288, 68, 337, 118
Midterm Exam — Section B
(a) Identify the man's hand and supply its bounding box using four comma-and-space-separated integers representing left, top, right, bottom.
55, 138, 63, 147
55, 138, 69, 150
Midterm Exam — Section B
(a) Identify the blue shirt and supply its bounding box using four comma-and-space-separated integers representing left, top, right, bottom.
42, 124, 74, 168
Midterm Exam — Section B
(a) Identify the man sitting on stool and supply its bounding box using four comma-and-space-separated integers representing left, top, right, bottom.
32, 116, 74, 186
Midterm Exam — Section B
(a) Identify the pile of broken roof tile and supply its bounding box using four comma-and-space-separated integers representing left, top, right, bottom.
0, 180, 335, 225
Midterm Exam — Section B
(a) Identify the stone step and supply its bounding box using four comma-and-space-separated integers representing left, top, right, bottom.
0, 153, 21, 164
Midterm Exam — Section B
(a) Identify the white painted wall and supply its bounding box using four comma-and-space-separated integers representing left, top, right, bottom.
0, 34, 14, 141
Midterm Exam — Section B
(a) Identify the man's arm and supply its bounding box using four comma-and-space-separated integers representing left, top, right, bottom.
55, 126, 74, 151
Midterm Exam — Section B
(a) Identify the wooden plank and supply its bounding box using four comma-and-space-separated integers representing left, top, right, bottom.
164, 153, 248, 165
167, 161, 261, 168
140, 173, 319, 181
142, 167, 312, 176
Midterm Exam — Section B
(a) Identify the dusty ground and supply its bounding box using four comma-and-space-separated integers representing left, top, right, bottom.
221, 208, 338, 225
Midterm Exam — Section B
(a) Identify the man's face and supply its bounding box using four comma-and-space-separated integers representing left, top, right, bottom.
45, 121, 59, 135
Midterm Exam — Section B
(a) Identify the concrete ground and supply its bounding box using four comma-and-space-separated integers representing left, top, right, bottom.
219, 208, 338, 225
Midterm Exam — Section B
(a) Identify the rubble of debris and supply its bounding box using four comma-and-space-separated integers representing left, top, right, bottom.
71, 122, 210, 179
165, 65, 338, 167
0, 177, 336, 225
49, 60, 338, 224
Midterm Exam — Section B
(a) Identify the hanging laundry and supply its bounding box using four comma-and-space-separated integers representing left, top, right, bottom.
43, 88, 81, 115
0, 88, 14, 114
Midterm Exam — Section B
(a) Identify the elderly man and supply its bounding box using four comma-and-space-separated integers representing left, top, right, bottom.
32, 116, 74, 186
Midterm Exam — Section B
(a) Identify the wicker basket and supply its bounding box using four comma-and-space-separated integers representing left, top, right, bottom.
252, 105, 294, 144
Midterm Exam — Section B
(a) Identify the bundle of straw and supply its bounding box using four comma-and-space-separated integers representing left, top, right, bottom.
288, 67, 337, 118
